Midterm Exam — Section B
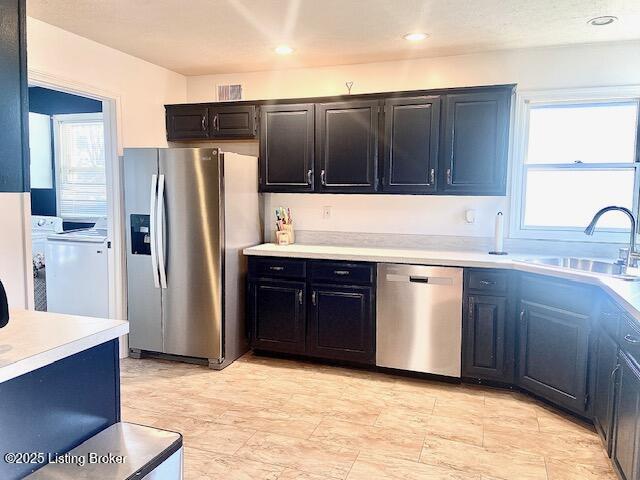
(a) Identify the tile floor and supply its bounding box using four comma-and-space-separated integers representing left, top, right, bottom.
120, 353, 617, 480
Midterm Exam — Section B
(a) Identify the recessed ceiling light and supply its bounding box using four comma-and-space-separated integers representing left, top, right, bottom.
403, 32, 428, 42
274, 45, 294, 55
588, 16, 617, 26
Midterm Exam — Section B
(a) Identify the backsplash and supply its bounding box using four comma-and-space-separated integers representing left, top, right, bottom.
289, 230, 622, 259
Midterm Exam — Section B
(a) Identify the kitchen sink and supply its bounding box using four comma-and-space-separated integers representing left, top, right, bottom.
517, 257, 640, 281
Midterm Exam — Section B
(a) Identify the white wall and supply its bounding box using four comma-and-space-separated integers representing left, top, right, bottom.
188, 41, 640, 239
1, 18, 188, 310
27, 17, 187, 149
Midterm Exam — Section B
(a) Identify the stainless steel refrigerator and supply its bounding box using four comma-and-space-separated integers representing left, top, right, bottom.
123, 148, 261, 369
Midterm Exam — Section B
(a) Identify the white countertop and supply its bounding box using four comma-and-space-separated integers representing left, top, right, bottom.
244, 243, 640, 323
0, 310, 128, 384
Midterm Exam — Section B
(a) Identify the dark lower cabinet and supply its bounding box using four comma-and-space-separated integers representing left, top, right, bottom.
517, 300, 591, 414
440, 90, 510, 195
593, 327, 620, 453
612, 352, 640, 480
382, 96, 440, 194
248, 279, 306, 354
315, 100, 379, 193
166, 105, 210, 141
259, 103, 314, 192
463, 295, 509, 382
307, 284, 374, 364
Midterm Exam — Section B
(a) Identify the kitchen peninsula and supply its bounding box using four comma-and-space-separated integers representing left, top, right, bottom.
0, 310, 128, 478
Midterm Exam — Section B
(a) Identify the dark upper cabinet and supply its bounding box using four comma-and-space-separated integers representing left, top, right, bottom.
259, 104, 314, 192
517, 300, 591, 414
612, 352, 640, 480
166, 105, 210, 141
593, 327, 619, 453
210, 105, 256, 139
307, 283, 374, 364
463, 295, 509, 382
440, 90, 510, 195
315, 100, 379, 193
382, 96, 440, 194
247, 278, 306, 354
0, 0, 29, 192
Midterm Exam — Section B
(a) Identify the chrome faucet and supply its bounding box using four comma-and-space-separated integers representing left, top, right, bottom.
584, 206, 640, 270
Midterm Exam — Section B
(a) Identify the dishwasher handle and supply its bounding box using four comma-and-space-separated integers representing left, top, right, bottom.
409, 276, 429, 284
385, 273, 454, 286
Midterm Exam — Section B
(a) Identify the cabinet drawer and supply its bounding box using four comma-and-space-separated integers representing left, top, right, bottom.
466, 269, 507, 295
310, 261, 374, 284
519, 273, 594, 315
249, 257, 306, 279
620, 316, 640, 367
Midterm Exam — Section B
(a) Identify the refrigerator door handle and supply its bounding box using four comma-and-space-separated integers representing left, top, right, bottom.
157, 174, 168, 289
149, 174, 160, 288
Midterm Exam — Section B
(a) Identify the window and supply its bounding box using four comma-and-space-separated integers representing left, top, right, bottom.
513, 89, 640, 241
53, 113, 107, 219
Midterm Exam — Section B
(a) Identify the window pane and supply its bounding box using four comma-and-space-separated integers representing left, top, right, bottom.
523, 169, 635, 229
57, 118, 107, 218
526, 102, 638, 164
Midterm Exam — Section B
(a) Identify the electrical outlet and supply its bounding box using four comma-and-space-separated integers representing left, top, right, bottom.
322, 206, 332, 220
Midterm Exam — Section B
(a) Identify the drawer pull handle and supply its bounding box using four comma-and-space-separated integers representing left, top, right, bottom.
298, 290, 303, 305
479, 280, 496, 286
334, 270, 350, 276
269, 266, 285, 271
312, 291, 317, 306
624, 334, 640, 344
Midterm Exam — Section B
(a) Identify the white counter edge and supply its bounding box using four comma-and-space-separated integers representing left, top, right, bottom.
0, 322, 129, 384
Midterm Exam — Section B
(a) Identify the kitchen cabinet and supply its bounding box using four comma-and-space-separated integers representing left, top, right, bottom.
210, 104, 256, 139
462, 269, 514, 383
382, 96, 440, 194
439, 90, 510, 195
0, 0, 29, 192
315, 100, 380, 193
259, 104, 314, 192
517, 298, 591, 414
247, 257, 375, 364
247, 279, 306, 354
593, 326, 620, 453
165, 105, 211, 141
612, 352, 640, 480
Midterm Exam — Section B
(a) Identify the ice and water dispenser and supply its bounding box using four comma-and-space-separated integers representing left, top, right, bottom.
130, 214, 151, 255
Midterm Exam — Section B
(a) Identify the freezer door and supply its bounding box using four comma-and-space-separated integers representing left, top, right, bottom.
159, 148, 223, 360
124, 148, 163, 353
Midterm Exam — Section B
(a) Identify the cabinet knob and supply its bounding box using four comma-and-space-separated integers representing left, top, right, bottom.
307, 169, 313, 185
520, 308, 526, 323
213, 114, 219, 130
479, 280, 496, 286
312, 291, 317, 306
446, 169, 452, 185
201, 116, 207, 131
429, 168, 435, 185
298, 290, 303, 305
333, 270, 350, 276
320, 170, 326, 186
269, 266, 285, 271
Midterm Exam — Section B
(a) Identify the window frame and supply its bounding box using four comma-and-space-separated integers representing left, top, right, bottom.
52, 112, 106, 222
510, 87, 640, 243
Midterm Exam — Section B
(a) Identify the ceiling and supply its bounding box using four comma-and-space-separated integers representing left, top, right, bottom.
27, 0, 640, 76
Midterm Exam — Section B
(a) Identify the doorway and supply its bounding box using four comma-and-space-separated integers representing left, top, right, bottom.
26, 81, 124, 323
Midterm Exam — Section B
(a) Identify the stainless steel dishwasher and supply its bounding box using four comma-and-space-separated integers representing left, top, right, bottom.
376, 264, 463, 377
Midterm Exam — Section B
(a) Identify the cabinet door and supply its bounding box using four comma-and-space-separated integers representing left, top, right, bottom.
382, 96, 440, 194
463, 295, 509, 382
613, 352, 640, 480
440, 89, 510, 195
248, 279, 306, 354
517, 300, 591, 414
316, 100, 379, 193
166, 105, 210, 140
307, 284, 374, 364
210, 105, 256, 139
593, 328, 619, 452
259, 104, 314, 192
